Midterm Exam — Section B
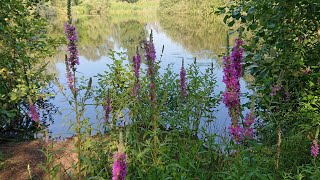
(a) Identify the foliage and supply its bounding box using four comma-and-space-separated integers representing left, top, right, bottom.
118, 0, 139, 3
159, 0, 224, 16
215, 0, 320, 176
0, 0, 58, 139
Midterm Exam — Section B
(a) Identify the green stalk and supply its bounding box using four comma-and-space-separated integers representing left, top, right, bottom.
73, 70, 81, 180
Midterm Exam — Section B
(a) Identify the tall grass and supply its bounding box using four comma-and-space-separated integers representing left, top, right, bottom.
159, 0, 224, 16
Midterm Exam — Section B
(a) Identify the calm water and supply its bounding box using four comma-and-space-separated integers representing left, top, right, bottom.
47, 14, 249, 138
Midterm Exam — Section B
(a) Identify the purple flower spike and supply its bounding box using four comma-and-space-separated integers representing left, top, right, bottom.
270, 84, 282, 96
144, 33, 157, 104
112, 152, 127, 180
104, 97, 112, 121
144, 39, 156, 77
29, 102, 39, 122
229, 125, 243, 144
222, 39, 244, 123
64, 23, 79, 70
64, 23, 79, 89
311, 139, 319, 158
131, 51, 141, 97
230, 39, 244, 79
180, 60, 187, 99
133, 52, 141, 79
243, 113, 255, 139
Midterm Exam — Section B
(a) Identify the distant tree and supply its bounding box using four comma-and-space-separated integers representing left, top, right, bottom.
119, 0, 139, 3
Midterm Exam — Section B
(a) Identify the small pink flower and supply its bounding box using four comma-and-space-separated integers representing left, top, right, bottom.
104, 97, 111, 121
29, 102, 39, 122
243, 113, 255, 139
229, 125, 243, 143
180, 60, 187, 99
112, 152, 127, 180
311, 139, 319, 158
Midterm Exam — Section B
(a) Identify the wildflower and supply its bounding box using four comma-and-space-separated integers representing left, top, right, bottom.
64, 23, 79, 70
229, 125, 243, 143
243, 113, 255, 139
64, 23, 79, 88
131, 51, 141, 97
270, 84, 282, 96
144, 32, 157, 103
112, 152, 127, 180
132, 52, 141, 79
29, 102, 39, 122
222, 46, 241, 123
230, 39, 244, 79
180, 59, 187, 99
311, 139, 319, 158
66, 69, 74, 89
104, 97, 111, 121
144, 39, 156, 77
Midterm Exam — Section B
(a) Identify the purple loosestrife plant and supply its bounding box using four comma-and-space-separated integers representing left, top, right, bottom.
64, 23, 79, 89
144, 34, 156, 103
230, 39, 244, 79
222, 39, 244, 125
229, 125, 242, 143
311, 139, 319, 158
222, 38, 246, 143
131, 51, 141, 97
243, 113, 255, 139
180, 59, 187, 100
104, 97, 112, 122
112, 152, 127, 180
29, 102, 39, 122
270, 84, 282, 96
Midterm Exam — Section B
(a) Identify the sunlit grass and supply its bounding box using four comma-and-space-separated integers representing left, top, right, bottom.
109, 0, 160, 14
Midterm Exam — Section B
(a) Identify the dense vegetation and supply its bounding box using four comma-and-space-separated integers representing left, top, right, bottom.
1, 0, 320, 179
0, 0, 58, 140
159, 0, 225, 16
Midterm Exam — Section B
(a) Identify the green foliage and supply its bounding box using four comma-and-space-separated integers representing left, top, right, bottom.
0, 0, 58, 138
216, 0, 320, 176
159, 0, 224, 16
119, 0, 139, 3
76, 0, 110, 15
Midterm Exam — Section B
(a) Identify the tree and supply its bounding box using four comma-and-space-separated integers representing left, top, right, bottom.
0, 0, 58, 139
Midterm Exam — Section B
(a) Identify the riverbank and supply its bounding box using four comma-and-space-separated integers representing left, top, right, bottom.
0, 138, 77, 179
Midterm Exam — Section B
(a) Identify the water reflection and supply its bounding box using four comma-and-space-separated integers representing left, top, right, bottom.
159, 14, 229, 60
110, 20, 147, 59
47, 13, 241, 138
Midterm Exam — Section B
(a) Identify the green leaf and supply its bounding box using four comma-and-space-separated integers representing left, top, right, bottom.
228, 20, 235, 27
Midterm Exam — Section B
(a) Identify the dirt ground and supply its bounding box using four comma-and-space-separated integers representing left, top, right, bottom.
0, 140, 45, 180
0, 139, 77, 180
